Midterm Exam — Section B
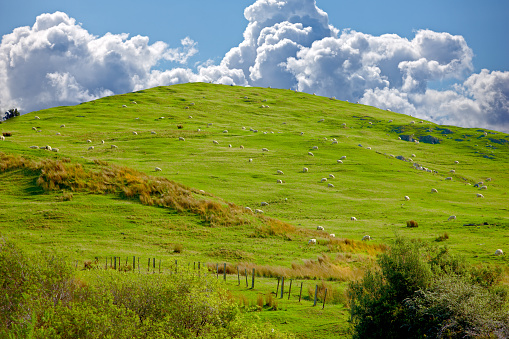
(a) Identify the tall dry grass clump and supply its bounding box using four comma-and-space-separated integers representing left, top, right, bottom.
327, 238, 388, 256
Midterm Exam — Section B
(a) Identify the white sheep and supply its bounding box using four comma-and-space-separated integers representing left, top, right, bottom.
494, 249, 503, 256
404, 196, 410, 201
366, 147, 372, 150
329, 174, 335, 178
155, 167, 162, 172
328, 183, 334, 187
337, 160, 343, 164
190, 102, 195, 106
329, 234, 335, 238
29, 146, 38, 149
86, 139, 92, 143
308, 152, 314, 156
132, 131, 138, 135
332, 140, 338, 144
88, 146, 94, 150
261, 202, 269, 206
277, 170, 284, 175
52, 148, 59, 152
245, 207, 253, 213
454, 161, 459, 164
248, 158, 253, 162
213, 140, 219, 145
389, 120, 393, 123
179, 137, 185, 141
223, 130, 228, 133
445, 177, 452, 181
300, 132, 304, 136
448, 215, 456, 221
262, 148, 269, 152
486, 178, 492, 182
122, 105, 127, 108
480, 186, 487, 190
312, 146, 318, 150
340, 156, 346, 160
111, 145, 118, 149
0, 136, 5, 141
34, 116, 40, 119
342, 123, 346, 127
477, 193, 484, 198
321, 178, 327, 182
276, 179, 283, 184
411, 154, 416, 158
151, 131, 157, 134
431, 188, 438, 193
255, 209, 263, 214
308, 239, 317, 244
317, 226, 324, 231
303, 167, 309, 173
351, 217, 357, 221
32, 127, 37, 131
362, 235, 371, 241
411, 121, 415, 124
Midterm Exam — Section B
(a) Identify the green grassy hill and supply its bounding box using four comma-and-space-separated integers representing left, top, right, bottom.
1, 82, 508, 337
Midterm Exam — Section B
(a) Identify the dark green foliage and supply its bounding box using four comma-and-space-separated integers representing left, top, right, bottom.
348, 237, 509, 339
3, 108, 19, 120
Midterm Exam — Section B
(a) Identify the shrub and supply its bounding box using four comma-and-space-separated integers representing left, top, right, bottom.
435, 232, 449, 242
406, 220, 418, 227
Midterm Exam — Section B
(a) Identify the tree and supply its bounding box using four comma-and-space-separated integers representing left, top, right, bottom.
3, 108, 20, 120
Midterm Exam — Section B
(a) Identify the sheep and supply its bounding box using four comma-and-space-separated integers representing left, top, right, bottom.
342, 123, 346, 127
88, 146, 94, 150
60, 124, 65, 128
35, 116, 40, 119
277, 170, 284, 175
411, 154, 416, 158
486, 178, 492, 182
228, 144, 232, 148
245, 207, 253, 213
318, 119, 324, 122
262, 148, 269, 152
86, 139, 92, 143
494, 249, 503, 256
431, 188, 438, 193
445, 177, 452, 181
317, 226, 324, 231
122, 105, 127, 108
0, 136, 5, 141
389, 120, 393, 123
254, 209, 263, 214
29, 146, 38, 149
362, 235, 371, 241
131, 101, 137, 104
32, 127, 37, 131
351, 217, 357, 221
366, 147, 371, 150
300, 132, 304, 135
328, 183, 334, 187
368, 122, 372, 125
477, 193, 484, 198
190, 102, 195, 106
332, 140, 338, 144
196, 129, 201, 132
155, 167, 162, 172
337, 160, 343, 164
303, 167, 309, 173
329, 234, 335, 238
454, 161, 459, 164
480, 186, 487, 190
111, 145, 118, 149
261, 202, 269, 206
329, 174, 335, 178
404, 196, 410, 201
308, 152, 314, 156
151, 131, 157, 134
312, 146, 318, 150
276, 179, 283, 184
450, 170, 455, 173
411, 121, 415, 124
308, 239, 317, 245
340, 156, 346, 160
448, 215, 456, 221
321, 178, 327, 182
223, 130, 228, 133
52, 148, 59, 152
132, 131, 138, 135
213, 140, 219, 144
179, 137, 185, 141
248, 158, 253, 162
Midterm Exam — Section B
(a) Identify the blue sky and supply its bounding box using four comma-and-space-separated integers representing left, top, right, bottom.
1, 0, 508, 131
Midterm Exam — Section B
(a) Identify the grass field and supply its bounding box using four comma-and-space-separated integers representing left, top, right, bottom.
1, 82, 508, 337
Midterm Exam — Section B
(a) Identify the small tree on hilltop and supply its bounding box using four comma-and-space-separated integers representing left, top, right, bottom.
3, 108, 20, 120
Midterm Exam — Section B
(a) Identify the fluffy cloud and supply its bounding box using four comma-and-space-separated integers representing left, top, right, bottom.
1, 1, 508, 133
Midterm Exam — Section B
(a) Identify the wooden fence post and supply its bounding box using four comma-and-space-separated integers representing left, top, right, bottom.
159, 259, 161, 274
251, 268, 255, 289
322, 288, 328, 309
245, 269, 248, 287
299, 282, 303, 302
147, 258, 150, 272
133, 256, 135, 272
153, 258, 155, 273
175, 260, 177, 274
137, 257, 140, 273
280, 277, 285, 299
313, 285, 318, 306
216, 263, 219, 279
237, 266, 240, 285
276, 277, 280, 296
288, 279, 293, 300
224, 263, 227, 281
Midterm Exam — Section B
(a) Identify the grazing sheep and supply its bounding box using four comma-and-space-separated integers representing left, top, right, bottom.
321, 178, 327, 182
213, 140, 219, 144
332, 140, 338, 144
111, 145, 118, 149
300, 132, 304, 135
317, 226, 324, 231
223, 130, 228, 133
131, 101, 137, 104
29, 146, 38, 149
454, 161, 459, 164
261, 202, 269, 206
190, 102, 195, 106
494, 249, 503, 256
60, 124, 65, 128
245, 207, 253, 213
132, 131, 138, 135
486, 178, 492, 182
255, 209, 263, 214
312, 146, 318, 150
337, 160, 343, 164
277, 170, 284, 175
179, 137, 185, 141
308, 152, 314, 156
122, 105, 127, 108
303, 167, 309, 173
389, 120, 393, 123
398, 137, 401, 140
351, 217, 357, 221
328, 183, 334, 187
450, 170, 455, 173
342, 123, 346, 127
448, 215, 456, 221
0, 136, 5, 141
151, 131, 157, 134
262, 148, 269, 152
411, 154, 416, 158
86, 139, 92, 143
329, 234, 335, 238
411, 121, 415, 124
88, 146, 94, 150
480, 186, 487, 190
445, 177, 452, 181
404, 196, 410, 201
329, 174, 335, 178
477, 193, 484, 198
366, 147, 371, 150
32, 127, 37, 131
228, 144, 232, 148
368, 122, 372, 125
308, 239, 317, 245
52, 148, 59, 152
276, 179, 283, 184
362, 235, 371, 241
35, 116, 40, 119
155, 167, 162, 172
340, 156, 346, 160
248, 158, 253, 162
431, 188, 438, 193
318, 119, 324, 122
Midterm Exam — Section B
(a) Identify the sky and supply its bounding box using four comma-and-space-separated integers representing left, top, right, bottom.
1, 0, 508, 132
